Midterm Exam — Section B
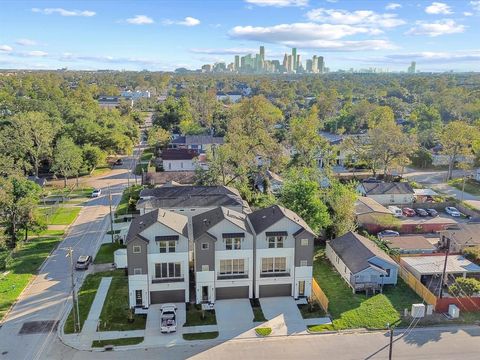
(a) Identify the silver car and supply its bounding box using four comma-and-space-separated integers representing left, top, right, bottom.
75, 255, 92, 270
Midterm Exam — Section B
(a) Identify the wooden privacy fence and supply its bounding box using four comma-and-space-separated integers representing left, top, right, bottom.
398, 266, 437, 309
311, 278, 329, 312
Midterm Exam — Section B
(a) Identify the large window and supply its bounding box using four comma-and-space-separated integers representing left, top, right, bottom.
154, 262, 181, 279
261, 257, 287, 273
219, 259, 245, 275
158, 241, 176, 253
268, 236, 284, 248
225, 238, 242, 250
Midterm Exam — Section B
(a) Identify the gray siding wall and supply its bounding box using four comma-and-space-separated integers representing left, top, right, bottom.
195, 234, 216, 272
127, 238, 148, 275
294, 230, 314, 267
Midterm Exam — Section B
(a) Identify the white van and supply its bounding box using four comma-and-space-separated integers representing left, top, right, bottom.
388, 206, 403, 217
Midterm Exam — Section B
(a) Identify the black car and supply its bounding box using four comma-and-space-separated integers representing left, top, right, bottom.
426, 208, 439, 217
415, 208, 429, 217
114, 158, 123, 166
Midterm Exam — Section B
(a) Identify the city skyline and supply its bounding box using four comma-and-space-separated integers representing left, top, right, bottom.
199, 46, 326, 74
1, 1, 480, 72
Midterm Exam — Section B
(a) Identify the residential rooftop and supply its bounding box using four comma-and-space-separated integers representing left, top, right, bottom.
361, 182, 414, 195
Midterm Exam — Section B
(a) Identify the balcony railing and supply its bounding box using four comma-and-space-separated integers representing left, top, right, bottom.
152, 276, 184, 284
217, 273, 249, 280
260, 271, 290, 278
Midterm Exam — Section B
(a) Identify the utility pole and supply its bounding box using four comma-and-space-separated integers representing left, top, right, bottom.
387, 319, 401, 360
439, 237, 450, 298
66, 247, 79, 333
461, 175, 466, 202
108, 184, 114, 243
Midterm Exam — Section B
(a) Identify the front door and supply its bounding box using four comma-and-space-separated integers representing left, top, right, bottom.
135, 290, 143, 306
202, 286, 209, 302
298, 281, 305, 297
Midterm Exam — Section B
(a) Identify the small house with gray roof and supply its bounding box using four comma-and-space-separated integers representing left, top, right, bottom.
326, 231, 398, 293
247, 205, 316, 299
192, 207, 254, 303
126, 209, 190, 309
357, 182, 415, 206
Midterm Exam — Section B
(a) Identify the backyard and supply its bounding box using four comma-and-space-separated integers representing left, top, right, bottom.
94, 242, 125, 264
115, 185, 143, 216
310, 247, 421, 331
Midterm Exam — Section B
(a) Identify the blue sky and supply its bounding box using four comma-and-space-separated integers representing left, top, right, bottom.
1, 0, 479, 72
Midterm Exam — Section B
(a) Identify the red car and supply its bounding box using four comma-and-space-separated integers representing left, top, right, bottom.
402, 207, 416, 217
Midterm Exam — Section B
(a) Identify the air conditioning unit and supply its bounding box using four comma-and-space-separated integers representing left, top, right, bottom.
448, 304, 460, 319
411, 303, 425, 318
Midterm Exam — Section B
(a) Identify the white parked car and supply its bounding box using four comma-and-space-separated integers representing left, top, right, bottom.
91, 189, 102, 198
160, 304, 177, 333
445, 206, 461, 217
388, 206, 403, 217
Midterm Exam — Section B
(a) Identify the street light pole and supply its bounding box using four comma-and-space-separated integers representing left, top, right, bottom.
66, 247, 79, 333
108, 184, 114, 243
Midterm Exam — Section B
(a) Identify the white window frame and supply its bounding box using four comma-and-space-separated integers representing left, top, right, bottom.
261, 257, 287, 273
201, 243, 209, 250
225, 237, 242, 250
201, 265, 209, 271
158, 240, 176, 253
301, 238, 309, 246
133, 245, 141, 254
300, 260, 308, 267
133, 268, 142, 275
154, 262, 182, 279
219, 259, 245, 275
268, 236, 284, 248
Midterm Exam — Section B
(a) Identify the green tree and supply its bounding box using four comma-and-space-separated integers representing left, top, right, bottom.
280, 168, 331, 233
448, 277, 480, 297
82, 144, 106, 173
326, 180, 358, 237
147, 126, 171, 148
439, 121, 479, 180
0, 177, 42, 248
52, 137, 84, 187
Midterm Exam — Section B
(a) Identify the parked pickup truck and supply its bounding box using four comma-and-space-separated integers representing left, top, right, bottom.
160, 304, 177, 333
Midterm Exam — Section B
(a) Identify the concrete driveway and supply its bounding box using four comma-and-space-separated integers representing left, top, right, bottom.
143, 303, 186, 346
215, 299, 257, 338
260, 297, 306, 335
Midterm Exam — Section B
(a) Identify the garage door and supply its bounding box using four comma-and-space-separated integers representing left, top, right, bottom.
150, 290, 185, 304
259, 284, 291, 297
216, 286, 249, 300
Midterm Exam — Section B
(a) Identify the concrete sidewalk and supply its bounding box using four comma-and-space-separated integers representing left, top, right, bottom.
82, 277, 112, 334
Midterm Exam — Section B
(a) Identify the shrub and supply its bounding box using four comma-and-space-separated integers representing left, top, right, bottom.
463, 247, 480, 265
448, 277, 480, 297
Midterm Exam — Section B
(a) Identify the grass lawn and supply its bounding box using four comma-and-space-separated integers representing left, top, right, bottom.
64, 269, 125, 334
183, 331, 219, 341
92, 337, 144, 348
297, 302, 327, 319
115, 185, 143, 216
39, 206, 81, 225
184, 304, 217, 326
94, 243, 126, 264
98, 274, 146, 331
250, 299, 267, 322
255, 327, 272, 336
0, 235, 63, 320
312, 247, 421, 331
448, 178, 480, 196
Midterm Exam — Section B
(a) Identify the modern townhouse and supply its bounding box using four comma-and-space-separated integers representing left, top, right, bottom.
247, 205, 316, 299
192, 207, 254, 303
126, 209, 190, 310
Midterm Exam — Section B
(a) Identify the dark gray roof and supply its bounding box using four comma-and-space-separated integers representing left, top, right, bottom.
192, 206, 251, 240
161, 148, 198, 160
362, 182, 414, 195
170, 135, 224, 146
126, 209, 188, 244
247, 205, 315, 237
138, 186, 244, 209
329, 231, 397, 273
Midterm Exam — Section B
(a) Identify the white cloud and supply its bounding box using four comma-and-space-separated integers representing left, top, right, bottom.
27, 51, 48, 57
306, 8, 405, 28
385, 3, 402, 10
190, 47, 258, 55
384, 50, 480, 64
470, 1, 480, 11
244, 0, 308, 7
0, 45, 13, 52
229, 23, 396, 51
406, 19, 465, 37
15, 39, 37, 46
126, 15, 154, 25
425, 2, 452, 15
31, 8, 95, 17
464, 12, 473, 16
163, 17, 200, 26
